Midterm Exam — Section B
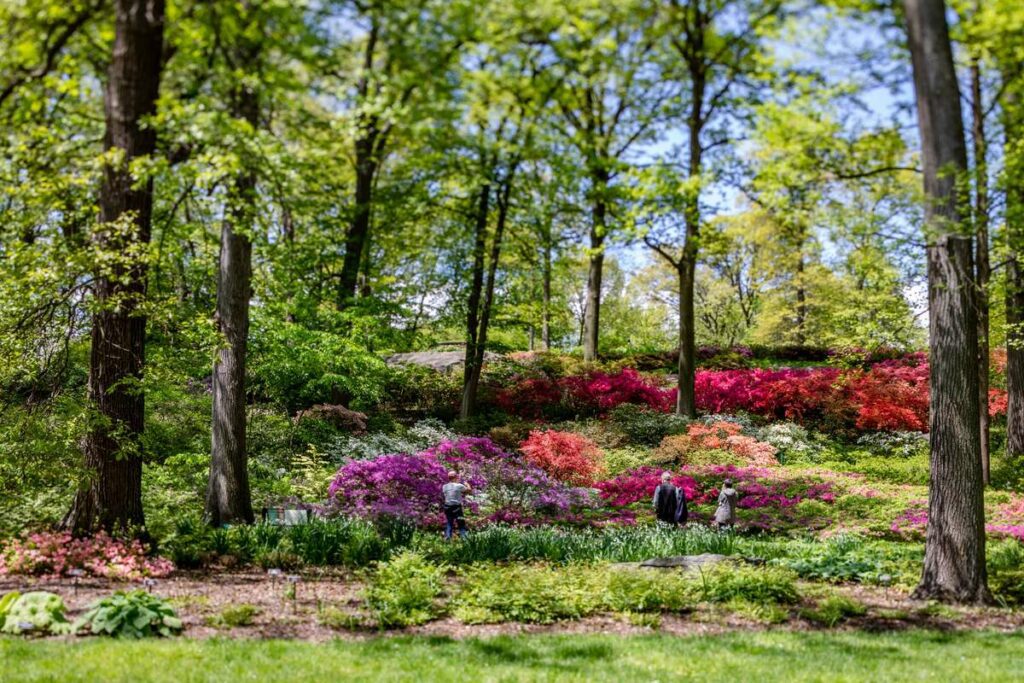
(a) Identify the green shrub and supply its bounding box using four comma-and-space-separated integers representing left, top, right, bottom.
603, 447, 653, 476
0, 591, 72, 635
800, 594, 867, 627
601, 568, 694, 613
453, 563, 600, 624
695, 565, 799, 605
607, 404, 689, 447
205, 604, 259, 628
364, 551, 447, 627
75, 591, 182, 638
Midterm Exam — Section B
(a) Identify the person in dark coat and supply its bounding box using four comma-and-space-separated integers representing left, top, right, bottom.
652, 472, 683, 526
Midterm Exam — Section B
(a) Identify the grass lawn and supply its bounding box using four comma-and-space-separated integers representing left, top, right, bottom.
4, 630, 1024, 682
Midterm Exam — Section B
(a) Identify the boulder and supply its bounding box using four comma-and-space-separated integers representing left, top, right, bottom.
638, 553, 732, 569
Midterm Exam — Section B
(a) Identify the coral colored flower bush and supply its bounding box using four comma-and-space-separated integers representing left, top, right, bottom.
0, 531, 174, 580
595, 466, 697, 507
519, 430, 605, 485
653, 422, 779, 467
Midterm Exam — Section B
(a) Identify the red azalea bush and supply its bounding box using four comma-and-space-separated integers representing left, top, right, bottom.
0, 531, 174, 580
519, 430, 605, 485
493, 376, 564, 419
560, 368, 673, 414
694, 362, 933, 432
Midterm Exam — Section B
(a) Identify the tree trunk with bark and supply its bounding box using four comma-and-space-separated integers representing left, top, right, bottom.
903, 0, 990, 603
63, 0, 165, 536
460, 182, 490, 419
971, 57, 991, 485
542, 237, 552, 350
583, 191, 607, 362
1004, 80, 1024, 460
206, 77, 259, 527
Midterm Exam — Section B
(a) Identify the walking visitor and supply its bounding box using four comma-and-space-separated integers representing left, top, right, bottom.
442, 470, 471, 540
713, 478, 738, 530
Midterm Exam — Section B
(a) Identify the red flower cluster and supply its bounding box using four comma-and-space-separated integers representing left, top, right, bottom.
694, 362, 932, 432
519, 430, 605, 485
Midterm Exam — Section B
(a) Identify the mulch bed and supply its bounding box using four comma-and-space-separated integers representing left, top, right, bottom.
2, 570, 1022, 641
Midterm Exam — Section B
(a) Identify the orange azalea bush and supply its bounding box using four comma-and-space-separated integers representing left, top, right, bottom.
654, 421, 779, 467
519, 430, 605, 485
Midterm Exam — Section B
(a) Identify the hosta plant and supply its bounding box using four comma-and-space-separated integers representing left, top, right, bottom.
75, 591, 183, 638
0, 591, 72, 635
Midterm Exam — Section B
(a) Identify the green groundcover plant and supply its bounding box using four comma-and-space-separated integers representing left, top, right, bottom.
74, 591, 182, 639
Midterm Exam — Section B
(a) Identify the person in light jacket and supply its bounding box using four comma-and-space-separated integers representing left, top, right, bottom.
713, 478, 738, 530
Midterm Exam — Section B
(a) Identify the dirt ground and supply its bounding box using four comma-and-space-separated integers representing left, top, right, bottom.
2, 570, 1022, 641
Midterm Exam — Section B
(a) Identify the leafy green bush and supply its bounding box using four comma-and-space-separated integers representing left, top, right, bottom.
607, 404, 688, 447
800, 593, 867, 627
0, 591, 72, 635
364, 551, 447, 627
75, 591, 182, 638
601, 568, 694, 613
695, 566, 800, 605
453, 563, 599, 624
603, 447, 652, 476
205, 604, 259, 628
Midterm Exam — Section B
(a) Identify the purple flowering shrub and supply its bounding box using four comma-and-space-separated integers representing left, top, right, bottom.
326, 437, 594, 527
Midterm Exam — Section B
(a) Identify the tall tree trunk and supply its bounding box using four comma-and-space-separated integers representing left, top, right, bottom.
464, 181, 512, 415
338, 143, 377, 308
338, 19, 381, 309
795, 251, 807, 345
676, 259, 697, 417
63, 0, 165, 536
904, 0, 989, 603
206, 80, 258, 527
1004, 80, 1024, 460
971, 57, 991, 485
583, 194, 606, 362
460, 183, 490, 420
542, 237, 552, 350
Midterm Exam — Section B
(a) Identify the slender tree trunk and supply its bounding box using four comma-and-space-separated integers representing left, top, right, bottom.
338, 20, 380, 309
338, 141, 377, 308
63, 0, 165, 536
1004, 80, 1024, 460
904, 0, 989, 603
676, 260, 697, 417
460, 182, 490, 419
971, 57, 991, 485
542, 238, 552, 350
206, 80, 258, 527
583, 194, 606, 362
795, 251, 807, 345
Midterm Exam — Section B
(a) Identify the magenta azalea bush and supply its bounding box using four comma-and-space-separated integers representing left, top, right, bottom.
0, 531, 174, 580
595, 467, 698, 507
326, 437, 594, 526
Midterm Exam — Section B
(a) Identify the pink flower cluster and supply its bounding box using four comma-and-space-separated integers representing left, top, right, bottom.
659, 422, 779, 467
595, 467, 698, 507
494, 368, 673, 418
0, 530, 174, 580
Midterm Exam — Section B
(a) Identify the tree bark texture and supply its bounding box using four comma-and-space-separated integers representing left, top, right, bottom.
904, 0, 989, 603
583, 194, 607, 362
1004, 80, 1024, 460
971, 58, 991, 485
63, 0, 165, 536
460, 183, 490, 419
206, 75, 259, 527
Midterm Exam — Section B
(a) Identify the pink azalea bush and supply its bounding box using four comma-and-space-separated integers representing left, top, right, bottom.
595, 466, 697, 507
0, 531, 174, 580
561, 368, 673, 414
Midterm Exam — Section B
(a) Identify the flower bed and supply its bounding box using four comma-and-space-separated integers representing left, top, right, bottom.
0, 531, 174, 580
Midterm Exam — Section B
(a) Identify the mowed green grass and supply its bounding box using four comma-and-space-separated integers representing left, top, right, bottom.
4, 630, 1024, 682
